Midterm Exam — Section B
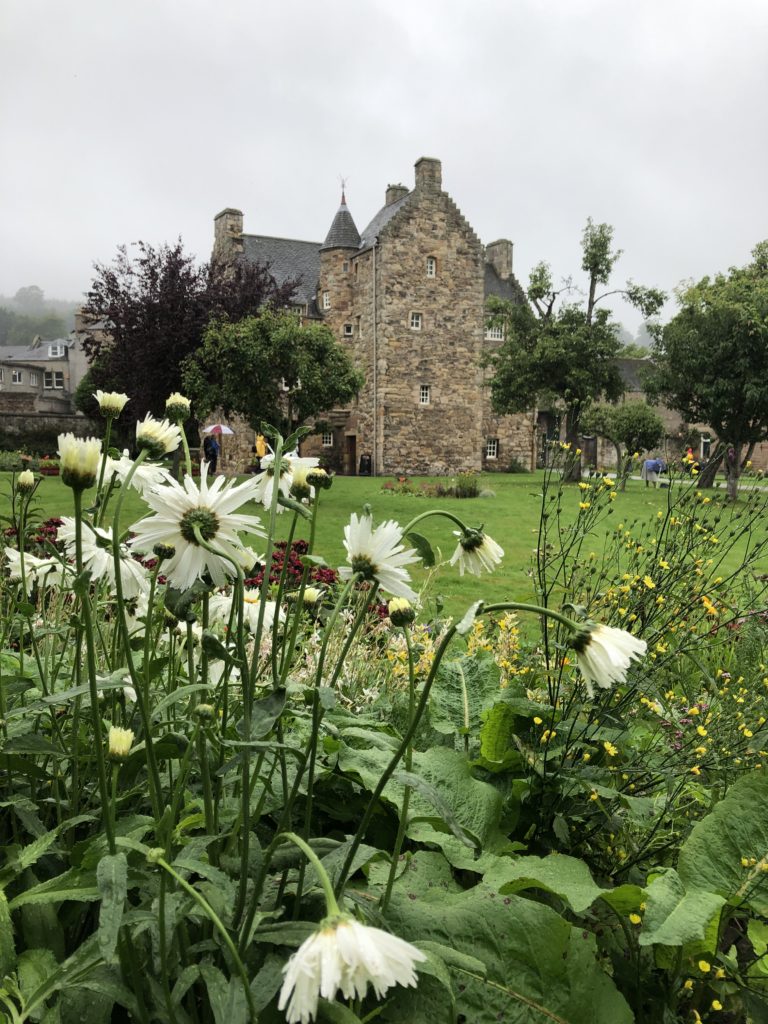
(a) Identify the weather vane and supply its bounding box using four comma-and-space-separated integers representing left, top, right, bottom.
339, 174, 349, 203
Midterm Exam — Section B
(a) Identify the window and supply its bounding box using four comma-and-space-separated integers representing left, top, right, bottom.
485, 325, 504, 341
321, 431, 334, 447
0, 369, 4, 382
410, 312, 422, 331
12, 370, 23, 385
343, 323, 353, 337
419, 384, 431, 405
354, 261, 359, 276
44, 370, 64, 390
48, 344, 65, 357
293, 305, 304, 318
485, 438, 499, 460
342, 260, 350, 273
701, 435, 712, 459
30, 372, 38, 386
322, 291, 331, 310
426, 256, 436, 278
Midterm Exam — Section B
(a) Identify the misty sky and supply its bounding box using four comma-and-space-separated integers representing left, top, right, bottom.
1, 0, 767, 334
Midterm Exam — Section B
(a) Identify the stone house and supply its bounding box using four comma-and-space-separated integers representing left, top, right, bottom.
0, 335, 89, 415
213, 156, 537, 476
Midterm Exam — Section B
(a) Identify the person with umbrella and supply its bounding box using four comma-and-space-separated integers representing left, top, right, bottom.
203, 432, 220, 473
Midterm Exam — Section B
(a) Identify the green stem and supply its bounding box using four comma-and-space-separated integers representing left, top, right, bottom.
279, 831, 342, 916
154, 856, 256, 1022
94, 416, 114, 526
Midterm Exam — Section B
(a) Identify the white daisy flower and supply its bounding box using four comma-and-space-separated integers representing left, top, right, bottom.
135, 414, 182, 459
208, 588, 283, 633
165, 392, 191, 423
100, 449, 173, 495
571, 623, 647, 696
449, 529, 504, 576
17, 469, 35, 492
128, 464, 265, 591
94, 390, 129, 418
278, 915, 425, 1024
5, 548, 67, 595
58, 519, 149, 600
108, 725, 134, 760
254, 451, 320, 513
339, 513, 419, 601
58, 433, 102, 490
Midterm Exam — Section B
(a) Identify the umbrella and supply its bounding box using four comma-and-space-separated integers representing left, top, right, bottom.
203, 424, 234, 435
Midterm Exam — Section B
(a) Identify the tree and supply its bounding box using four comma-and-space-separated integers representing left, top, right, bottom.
581, 400, 665, 490
647, 241, 768, 500
486, 219, 666, 480
79, 241, 297, 424
181, 309, 363, 434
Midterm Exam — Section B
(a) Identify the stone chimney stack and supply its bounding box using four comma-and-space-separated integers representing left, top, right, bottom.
214, 208, 244, 258
485, 239, 514, 280
385, 184, 409, 206
414, 157, 442, 192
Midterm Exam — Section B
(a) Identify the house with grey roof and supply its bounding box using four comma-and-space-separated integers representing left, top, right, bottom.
0, 335, 89, 417
213, 156, 535, 475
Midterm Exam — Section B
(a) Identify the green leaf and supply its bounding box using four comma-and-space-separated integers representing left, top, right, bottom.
0, 891, 16, 980
430, 653, 501, 738
96, 853, 127, 963
199, 963, 247, 1024
18, 947, 58, 1016
639, 869, 725, 950
677, 772, 768, 914
383, 862, 632, 1024
150, 684, 213, 721
317, 1000, 365, 1022
406, 531, 436, 568
201, 630, 238, 664
164, 579, 212, 622
9, 868, 99, 911
393, 770, 477, 850
249, 688, 287, 738
483, 854, 606, 914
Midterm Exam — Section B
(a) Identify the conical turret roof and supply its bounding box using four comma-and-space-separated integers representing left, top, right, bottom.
320, 191, 361, 251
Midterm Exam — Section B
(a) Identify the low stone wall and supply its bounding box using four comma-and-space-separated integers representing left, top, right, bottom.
0, 410, 97, 451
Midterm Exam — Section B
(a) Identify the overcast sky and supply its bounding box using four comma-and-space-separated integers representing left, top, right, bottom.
2, 0, 767, 334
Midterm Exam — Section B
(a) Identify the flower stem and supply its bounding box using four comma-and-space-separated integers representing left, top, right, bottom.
279, 831, 342, 917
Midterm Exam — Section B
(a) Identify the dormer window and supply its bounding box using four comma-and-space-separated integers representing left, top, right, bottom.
48, 344, 65, 357
322, 291, 331, 310
426, 256, 437, 278
410, 312, 422, 331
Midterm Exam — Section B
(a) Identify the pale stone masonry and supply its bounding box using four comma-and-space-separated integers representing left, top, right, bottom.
213, 156, 536, 475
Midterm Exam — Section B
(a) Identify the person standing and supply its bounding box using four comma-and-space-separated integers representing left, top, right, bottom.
203, 434, 220, 473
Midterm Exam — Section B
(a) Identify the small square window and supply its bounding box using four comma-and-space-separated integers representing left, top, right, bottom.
485, 325, 504, 341
343, 323, 353, 337
419, 384, 431, 405
485, 438, 499, 459
426, 256, 436, 278
410, 312, 422, 331
322, 291, 331, 310
12, 370, 23, 384
321, 431, 334, 447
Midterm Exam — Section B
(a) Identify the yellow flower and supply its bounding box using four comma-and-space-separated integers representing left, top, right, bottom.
603, 741, 618, 757
711, 999, 723, 1011
540, 729, 556, 744
589, 791, 598, 801
690, 765, 701, 775
642, 575, 655, 589
697, 726, 708, 737
629, 913, 641, 925
683, 978, 693, 990
533, 716, 543, 725
579, 502, 591, 510
659, 559, 670, 569
698, 960, 711, 973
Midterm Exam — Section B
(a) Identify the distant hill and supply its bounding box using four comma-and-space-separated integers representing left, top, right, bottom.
0, 286, 80, 345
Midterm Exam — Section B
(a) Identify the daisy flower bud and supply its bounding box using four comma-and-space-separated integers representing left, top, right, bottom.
136, 414, 182, 459
388, 597, 416, 627
307, 467, 333, 490
108, 725, 134, 761
165, 392, 191, 423
17, 469, 35, 493
94, 390, 129, 419
290, 466, 312, 501
303, 586, 322, 606
58, 433, 102, 490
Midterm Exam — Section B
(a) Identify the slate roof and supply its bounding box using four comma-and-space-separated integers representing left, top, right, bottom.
0, 340, 71, 363
484, 265, 527, 304
320, 196, 361, 251
242, 235, 321, 307
358, 194, 412, 251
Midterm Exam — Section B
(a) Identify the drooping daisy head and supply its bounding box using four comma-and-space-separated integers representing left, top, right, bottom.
165, 392, 191, 423
449, 528, 504, 577
101, 449, 172, 495
128, 464, 266, 591
136, 414, 182, 460
58, 518, 150, 600
94, 390, 129, 418
339, 512, 419, 601
278, 915, 425, 1024
58, 433, 102, 490
388, 596, 416, 627
569, 623, 647, 697
255, 451, 320, 513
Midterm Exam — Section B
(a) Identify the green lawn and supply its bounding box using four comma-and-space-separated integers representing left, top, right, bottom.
2, 470, 763, 619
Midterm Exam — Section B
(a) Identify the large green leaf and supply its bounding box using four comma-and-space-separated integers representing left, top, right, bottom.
639, 869, 725, 950
382, 859, 632, 1024
429, 654, 500, 737
0, 890, 15, 980
677, 772, 768, 915
482, 854, 606, 914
